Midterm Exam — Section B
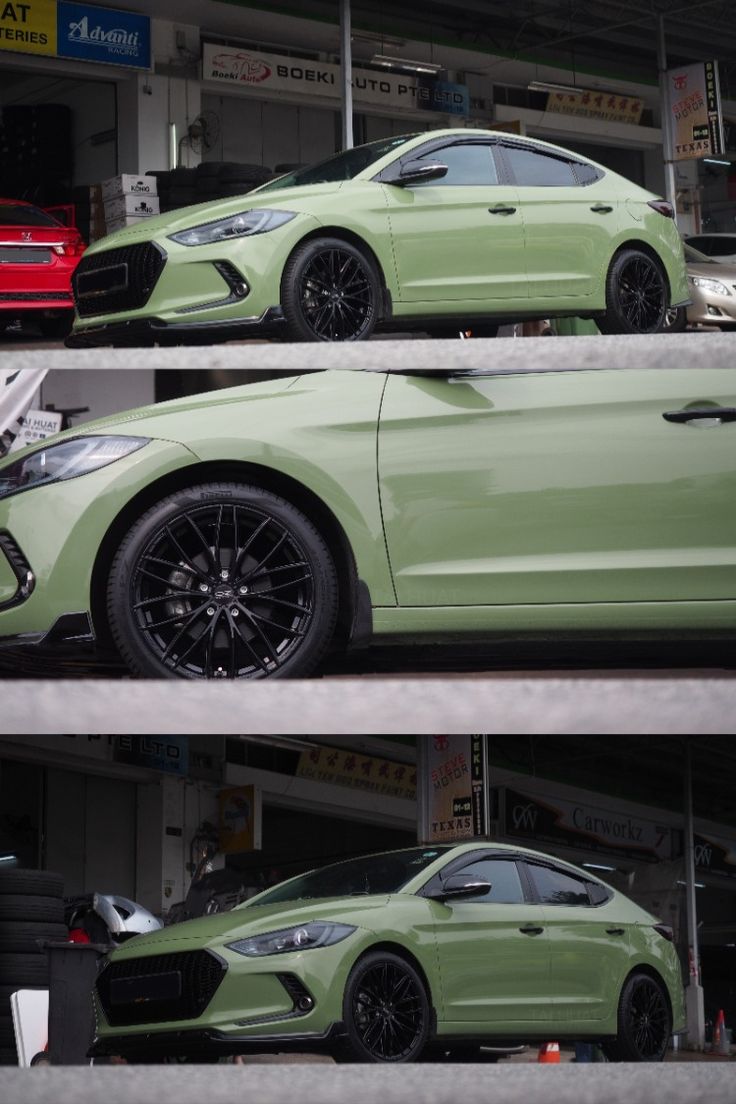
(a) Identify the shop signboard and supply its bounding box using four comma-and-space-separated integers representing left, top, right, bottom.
202, 42, 469, 116
0, 1, 150, 68
114, 735, 189, 776
296, 743, 417, 800
219, 785, 262, 853
0, 0, 56, 57
502, 787, 677, 862
544, 87, 644, 126
694, 831, 736, 879
669, 60, 725, 160
7, 408, 62, 453
418, 735, 488, 843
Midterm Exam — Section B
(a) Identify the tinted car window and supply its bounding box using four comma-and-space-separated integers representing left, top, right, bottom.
572, 161, 603, 185
259, 134, 417, 191
686, 236, 714, 254
503, 146, 577, 186
0, 204, 60, 227
455, 858, 526, 903
414, 143, 498, 186
526, 864, 591, 905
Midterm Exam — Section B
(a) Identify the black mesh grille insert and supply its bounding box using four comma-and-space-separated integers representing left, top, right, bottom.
72, 242, 166, 318
0, 292, 73, 301
97, 950, 226, 1027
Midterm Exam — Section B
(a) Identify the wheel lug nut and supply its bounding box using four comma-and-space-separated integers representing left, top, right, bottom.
220, 570, 229, 580
206, 607, 215, 616
239, 585, 248, 595
199, 584, 209, 593
231, 608, 239, 618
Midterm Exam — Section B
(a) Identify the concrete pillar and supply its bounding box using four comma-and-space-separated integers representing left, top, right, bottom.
683, 742, 705, 1050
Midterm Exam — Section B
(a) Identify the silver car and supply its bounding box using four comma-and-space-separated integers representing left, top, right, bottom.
684, 242, 736, 330
684, 233, 736, 265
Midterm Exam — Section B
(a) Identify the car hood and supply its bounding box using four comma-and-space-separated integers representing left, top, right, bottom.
83, 181, 347, 253
110, 895, 396, 958
687, 260, 736, 281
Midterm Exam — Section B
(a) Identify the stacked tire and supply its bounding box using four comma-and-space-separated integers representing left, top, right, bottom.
0, 869, 66, 1065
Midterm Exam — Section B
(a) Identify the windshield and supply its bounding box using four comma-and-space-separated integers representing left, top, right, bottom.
257, 134, 417, 193
684, 243, 716, 264
246, 846, 451, 905
0, 204, 60, 228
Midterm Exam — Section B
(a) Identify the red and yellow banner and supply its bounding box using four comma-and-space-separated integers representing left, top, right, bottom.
297, 744, 417, 801
0, 0, 56, 56
546, 88, 644, 126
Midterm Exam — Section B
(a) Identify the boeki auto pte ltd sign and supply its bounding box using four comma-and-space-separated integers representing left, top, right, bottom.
202, 43, 469, 116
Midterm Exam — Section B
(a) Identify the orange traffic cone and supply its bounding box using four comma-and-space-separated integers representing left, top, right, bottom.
538, 1042, 561, 1064
714, 1009, 729, 1055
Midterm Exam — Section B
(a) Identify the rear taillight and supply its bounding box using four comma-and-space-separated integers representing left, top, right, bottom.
54, 238, 86, 257
648, 200, 675, 218
653, 924, 674, 942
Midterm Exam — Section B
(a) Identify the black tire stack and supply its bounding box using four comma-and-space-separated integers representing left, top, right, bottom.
0, 869, 66, 1066
145, 162, 275, 213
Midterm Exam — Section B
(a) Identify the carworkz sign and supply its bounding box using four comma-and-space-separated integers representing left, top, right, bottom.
0, 1, 150, 68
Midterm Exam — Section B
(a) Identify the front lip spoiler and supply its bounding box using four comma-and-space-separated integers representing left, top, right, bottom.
89, 1023, 346, 1059
65, 306, 285, 347
0, 611, 94, 649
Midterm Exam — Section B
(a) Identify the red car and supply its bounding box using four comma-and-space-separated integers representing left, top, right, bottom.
0, 199, 85, 339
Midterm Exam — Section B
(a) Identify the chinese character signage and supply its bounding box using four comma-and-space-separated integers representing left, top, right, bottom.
219, 785, 262, 853
202, 42, 469, 116
545, 88, 644, 126
503, 787, 677, 862
418, 735, 488, 843
669, 60, 725, 160
0, 2, 150, 68
296, 744, 417, 800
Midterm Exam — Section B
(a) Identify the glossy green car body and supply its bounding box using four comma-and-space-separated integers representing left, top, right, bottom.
66, 130, 688, 346
89, 843, 685, 1062
1, 366, 735, 675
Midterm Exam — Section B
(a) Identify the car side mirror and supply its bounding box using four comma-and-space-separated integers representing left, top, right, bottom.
386, 160, 448, 186
426, 874, 491, 901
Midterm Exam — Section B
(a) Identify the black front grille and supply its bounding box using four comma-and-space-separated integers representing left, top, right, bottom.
73, 242, 166, 318
0, 292, 72, 301
97, 950, 226, 1027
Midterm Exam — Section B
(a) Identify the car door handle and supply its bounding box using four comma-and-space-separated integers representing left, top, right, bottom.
590, 204, 613, 213
606, 927, 626, 936
488, 205, 516, 215
519, 925, 544, 935
663, 407, 736, 424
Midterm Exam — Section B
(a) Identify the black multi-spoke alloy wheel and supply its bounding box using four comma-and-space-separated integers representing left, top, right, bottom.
107, 483, 338, 680
599, 248, 668, 334
602, 972, 671, 1062
342, 952, 430, 1062
282, 236, 381, 341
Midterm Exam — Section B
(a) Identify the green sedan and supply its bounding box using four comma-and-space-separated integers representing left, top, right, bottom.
66, 130, 688, 346
1, 366, 735, 678
89, 843, 685, 1063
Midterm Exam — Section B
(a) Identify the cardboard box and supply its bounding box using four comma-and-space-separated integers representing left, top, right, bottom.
104, 214, 154, 234
89, 183, 102, 205
104, 194, 160, 220
100, 173, 158, 202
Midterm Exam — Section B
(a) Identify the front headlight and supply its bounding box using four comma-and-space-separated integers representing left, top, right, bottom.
689, 275, 732, 296
0, 436, 149, 501
227, 922, 356, 958
168, 209, 296, 247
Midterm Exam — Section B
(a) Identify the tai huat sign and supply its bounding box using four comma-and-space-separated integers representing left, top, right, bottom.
0, 1, 151, 68
202, 42, 469, 116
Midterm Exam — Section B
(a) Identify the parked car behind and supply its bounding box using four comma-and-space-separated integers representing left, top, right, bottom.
684, 233, 736, 265
684, 242, 736, 331
0, 200, 85, 339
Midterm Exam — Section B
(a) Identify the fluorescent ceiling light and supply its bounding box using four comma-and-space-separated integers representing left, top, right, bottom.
703, 158, 731, 165
677, 879, 706, 889
528, 80, 582, 95
372, 54, 443, 75
582, 862, 618, 872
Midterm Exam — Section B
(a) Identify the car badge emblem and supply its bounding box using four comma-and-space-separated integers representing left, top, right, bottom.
22, 232, 32, 241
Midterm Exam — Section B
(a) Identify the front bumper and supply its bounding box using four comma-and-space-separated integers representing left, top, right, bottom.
89, 1023, 345, 1060
687, 281, 736, 327
66, 306, 286, 348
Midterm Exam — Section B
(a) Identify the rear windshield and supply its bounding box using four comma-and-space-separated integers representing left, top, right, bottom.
0, 204, 60, 228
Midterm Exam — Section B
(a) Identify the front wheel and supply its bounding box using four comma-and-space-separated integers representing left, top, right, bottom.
342, 952, 430, 1062
598, 249, 668, 334
106, 482, 339, 679
602, 973, 671, 1062
281, 237, 381, 342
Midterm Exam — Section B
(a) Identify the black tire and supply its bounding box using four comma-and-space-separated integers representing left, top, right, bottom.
0, 897, 64, 923
0, 921, 68, 954
0, 1044, 17, 1066
0, 1016, 14, 1047
662, 305, 687, 332
602, 972, 671, 1062
0, 954, 49, 986
106, 482, 339, 680
0, 870, 63, 898
342, 951, 430, 1063
281, 236, 381, 342
219, 163, 271, 182
598, 248, 668, 334
0, 983, 45, 1009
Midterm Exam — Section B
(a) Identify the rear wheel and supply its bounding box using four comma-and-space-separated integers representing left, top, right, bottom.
599, 249, 668, 334
342, 952, 430, 1062
282, 237, 381, 342
602, 973, 671, 1062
